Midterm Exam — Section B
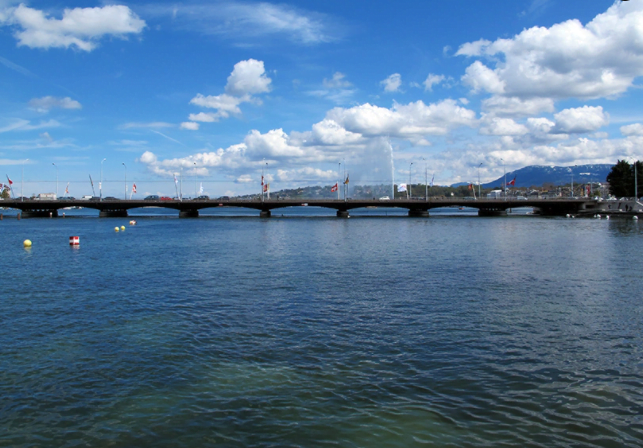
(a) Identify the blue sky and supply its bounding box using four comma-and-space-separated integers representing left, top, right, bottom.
1, 0, 642, 198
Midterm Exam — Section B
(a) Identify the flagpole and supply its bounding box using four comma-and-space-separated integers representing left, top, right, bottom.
21, 158, 28, 201
180, 166, 183, 201
338, 162, 341, 200
478, 163, 482, 200
100, 158, 106, 201
194, 162, 197, 199
122, 162, 127, 200
409, 162, 413, 199
343, 158, 346, 202
52, 163, 58, 199
423, 158, 427, 202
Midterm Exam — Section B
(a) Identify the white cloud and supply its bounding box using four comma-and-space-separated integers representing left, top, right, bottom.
29, 96, 81, 112
327, 99, 477, 139
245, 129, 305, 159
0, 118, 60, 133
1, 4, 145, 51
553, 106, 609, 134
276, 167, 337, 182
323, 72, 351, 89
380, 73, 402, 92
188, 59, 271, 124
180, 122, 199, 131
310, 119, 362, 145
142, 2, 333, 44
120, 122, 174, 129
423, 73, 445, 91
482, 96, 555, 117
225, 59, 272, 96
480, 117, 529, 136
457, 2, 643, 100
620, 123, 643, 136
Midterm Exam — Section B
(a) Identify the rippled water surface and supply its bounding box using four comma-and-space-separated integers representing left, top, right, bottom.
1, 211, 643, 447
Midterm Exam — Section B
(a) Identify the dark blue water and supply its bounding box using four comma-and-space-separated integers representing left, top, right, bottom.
1, 211, 642, 447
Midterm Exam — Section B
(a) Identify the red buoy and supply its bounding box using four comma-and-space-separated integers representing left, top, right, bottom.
69, 236, 80, 246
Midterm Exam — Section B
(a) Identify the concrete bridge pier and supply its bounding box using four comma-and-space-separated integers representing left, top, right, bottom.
260, 210, 271, 218
336, 210, 349, 218
21, 209, 59, 218
408, 209, 429, 217
99, 209, 129, 218
179, 209, 199, 218
478, 209, 508, 217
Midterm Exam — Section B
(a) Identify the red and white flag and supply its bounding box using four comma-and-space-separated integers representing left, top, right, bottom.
132, 183, 137, 193
506, 176, 516, 187
65, 182, 69, 194
261, 175, 264, 186
6, 175, 13, 186
263, 183, 269, 193
331, 183, 338, 192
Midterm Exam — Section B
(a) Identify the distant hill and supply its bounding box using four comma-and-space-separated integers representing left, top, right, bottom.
461, 164, 612, 189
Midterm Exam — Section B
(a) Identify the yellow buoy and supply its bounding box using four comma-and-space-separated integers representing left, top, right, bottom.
23, 239, 32, 247
115, 227, 120, 232
120, 225, 126, 231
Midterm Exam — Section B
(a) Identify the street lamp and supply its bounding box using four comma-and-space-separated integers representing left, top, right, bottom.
423, 157, 428, 202
409, 162, 414, 199
122, 163, 127, 200
100, 158, 106, 201
179, 166, 183, 201
52, 162, 58, 199
634, 160, 638, 200
21, 158, 28, 201
478, 163, 483, 200
570, 166, 576, 198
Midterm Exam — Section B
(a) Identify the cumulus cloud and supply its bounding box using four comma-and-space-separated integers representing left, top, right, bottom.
29, 96, 81, 112
481, 96, 555, 117
1, 4, 145, 51
553, 106, 609, 134
224, 59, 272, 96
188, 59, 271, 124
380, 73, 402, 92
457, 1, 643, 101
423, 73, 445, 91
620, 123, 643, 136
480, 117, 529, 136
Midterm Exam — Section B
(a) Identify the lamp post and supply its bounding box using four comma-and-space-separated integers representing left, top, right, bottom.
21, 158, 28, 201
409, 162, 414, 199
423, 158, 427, 202
478, 163, 482, 200
261, 159, 265, 202
570, 166, 575, 198
122, 163, 127, 200
634, 160, 638, 200
194, 162, 197, 199
52, 162, 58, 199
100, 158, 106, 201
179, 166, 183, 201
343, 158, 346, 202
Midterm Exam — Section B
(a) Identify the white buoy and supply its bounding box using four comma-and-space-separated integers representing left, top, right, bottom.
634, 216, 639, 220
606, 215, 610, 220
566, 214, 571, 218
129, 220, 137, 225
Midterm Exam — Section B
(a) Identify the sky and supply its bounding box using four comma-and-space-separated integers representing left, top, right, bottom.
2, 0, 643, 198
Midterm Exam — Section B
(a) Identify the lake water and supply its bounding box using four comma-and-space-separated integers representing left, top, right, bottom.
1, 208, 642, 447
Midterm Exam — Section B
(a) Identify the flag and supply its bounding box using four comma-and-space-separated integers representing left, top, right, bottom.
89, 175, 94, 187
468, 183, 473, 190
586, 185, 590, 196
6, 175, 13, 186
174, 175, 178, 185
331, 183, 338, 192
263, 183, 268, 192
430, 175, 434, 187
65, 182, 69, 194
132, 183, 137, 193
398, 183, 407, 192
199, 183, 204, 194
506, 176, 516, 187
344, 174, 349, 184
261, 175, 264, 186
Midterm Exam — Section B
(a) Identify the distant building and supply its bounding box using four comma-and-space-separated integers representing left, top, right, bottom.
37, 193, 57, 200
487, 190, 504, 199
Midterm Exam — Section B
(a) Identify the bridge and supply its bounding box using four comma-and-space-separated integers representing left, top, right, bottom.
1, 197, 601, 218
